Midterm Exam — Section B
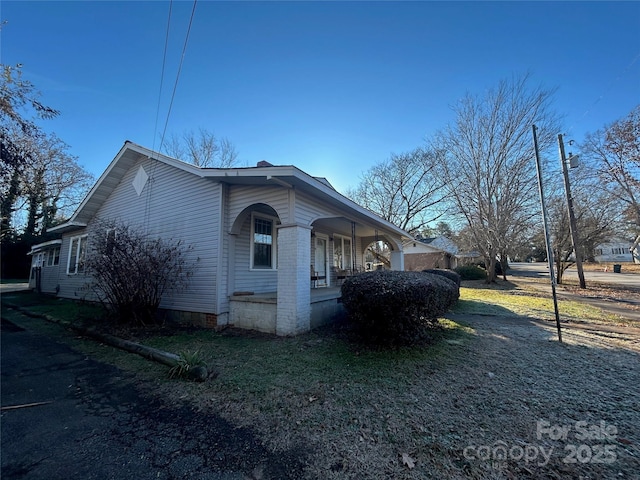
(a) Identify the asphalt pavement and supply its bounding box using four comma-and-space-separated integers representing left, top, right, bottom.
509, 262, 640, 287
1, 314, 304, 480
508, 262, 640, 322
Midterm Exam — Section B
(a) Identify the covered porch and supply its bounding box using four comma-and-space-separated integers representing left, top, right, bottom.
229, 286, 344, 334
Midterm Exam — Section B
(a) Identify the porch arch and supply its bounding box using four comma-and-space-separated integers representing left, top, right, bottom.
230, 202, 281, 235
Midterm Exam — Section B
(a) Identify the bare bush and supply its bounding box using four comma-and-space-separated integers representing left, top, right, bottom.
85, 219, 196, 326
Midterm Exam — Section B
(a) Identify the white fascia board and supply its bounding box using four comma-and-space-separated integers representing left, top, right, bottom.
48, 221, 88, 233
53, 141, 205, 231
124, 141, 206, 177
28, 239, 63, 254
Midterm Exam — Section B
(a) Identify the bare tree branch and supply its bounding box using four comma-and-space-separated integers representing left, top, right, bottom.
433, 73, 562, 282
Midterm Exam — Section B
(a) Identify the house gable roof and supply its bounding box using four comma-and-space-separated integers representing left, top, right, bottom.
52, 141, 410, 240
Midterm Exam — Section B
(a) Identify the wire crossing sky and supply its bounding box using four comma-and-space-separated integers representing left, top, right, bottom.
2, 1, 639, 193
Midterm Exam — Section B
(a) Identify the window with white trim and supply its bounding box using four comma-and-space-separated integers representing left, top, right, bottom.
31, 252, 45, 279
333, 236, 352, 270
251, 214, 276, 269
67, 235, 88, 274
46, 246, 60, 266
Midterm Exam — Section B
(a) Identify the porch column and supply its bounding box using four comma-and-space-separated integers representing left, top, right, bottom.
390, 250, 405, 271
276, 223, 311, 335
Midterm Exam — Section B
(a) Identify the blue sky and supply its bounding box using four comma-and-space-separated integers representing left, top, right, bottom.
2, 1, 639, 193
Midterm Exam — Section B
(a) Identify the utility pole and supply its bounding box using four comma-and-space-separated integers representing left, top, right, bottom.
558, 134, 586, 289
533, 125, 562, 343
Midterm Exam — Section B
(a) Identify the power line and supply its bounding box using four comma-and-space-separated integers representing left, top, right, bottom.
145, 0, 197, 231
151, 0, 173, 155
157, 0, 198, 155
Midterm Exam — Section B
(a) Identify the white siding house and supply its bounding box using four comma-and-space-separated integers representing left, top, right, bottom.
593, 238, 635, 264
37, 141, 411, 335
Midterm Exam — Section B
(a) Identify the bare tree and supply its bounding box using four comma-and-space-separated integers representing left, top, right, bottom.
581, 105, 640, 230
1, 64, 59, 236
546, 168, 616, 283
5, 131, 93, 238
433, 73, 562, 282
348, 147, 446, 233
163, 128, 239, 168
85, 219, 196, 326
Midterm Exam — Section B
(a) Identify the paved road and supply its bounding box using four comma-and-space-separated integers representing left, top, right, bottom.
1, 315, 304, 480
0, 283, 30, 294
509, 262, 640, 287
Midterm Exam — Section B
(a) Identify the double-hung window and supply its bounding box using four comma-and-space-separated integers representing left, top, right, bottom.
67, 235, 88, 274
47, 247, 61, 266
333, 236, 352, 270
251, 214, 276, 269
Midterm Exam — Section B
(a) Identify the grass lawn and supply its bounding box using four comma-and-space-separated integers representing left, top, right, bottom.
454, 280, 632, 325
3, 280, 639, 479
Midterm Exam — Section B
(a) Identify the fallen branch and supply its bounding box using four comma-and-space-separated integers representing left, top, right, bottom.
1, 401, 53, 411
4, 303, 209, 382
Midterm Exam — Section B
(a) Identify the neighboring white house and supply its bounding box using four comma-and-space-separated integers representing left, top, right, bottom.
593, 237, 636, 264
29, 141, 411, 335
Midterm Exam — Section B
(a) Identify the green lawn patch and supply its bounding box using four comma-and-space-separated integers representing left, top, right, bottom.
455, 283, 628, 325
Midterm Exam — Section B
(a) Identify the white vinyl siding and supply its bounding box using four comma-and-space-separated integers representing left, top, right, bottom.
232, 213, 277, 294
57, 158, 222, 314
226, 185, 287, 295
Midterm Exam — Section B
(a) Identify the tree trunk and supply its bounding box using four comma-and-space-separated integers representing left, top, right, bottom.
486, 255, 497, 283
1, 169, 21, 236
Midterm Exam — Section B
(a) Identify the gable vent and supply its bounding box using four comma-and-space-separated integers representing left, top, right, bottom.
132, 166, 149, 196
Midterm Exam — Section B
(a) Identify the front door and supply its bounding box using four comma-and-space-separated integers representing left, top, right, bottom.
314, 236, 328, 287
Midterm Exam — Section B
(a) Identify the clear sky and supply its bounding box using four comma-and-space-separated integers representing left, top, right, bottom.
2, 1, 639, 194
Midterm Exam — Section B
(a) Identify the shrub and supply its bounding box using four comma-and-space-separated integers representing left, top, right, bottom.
168, 350, 207, 380
85, 219, 196, 326
454, 265, 488, 280
422, 268, 461, 287
340, 270, 459, 347
475, 261, 505, 275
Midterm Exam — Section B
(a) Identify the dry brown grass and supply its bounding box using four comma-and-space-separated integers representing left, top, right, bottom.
582, 262, 640, 274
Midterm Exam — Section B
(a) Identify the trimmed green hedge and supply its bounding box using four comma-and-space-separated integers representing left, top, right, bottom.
454, 265, 488, 280
340, 270, 460, 347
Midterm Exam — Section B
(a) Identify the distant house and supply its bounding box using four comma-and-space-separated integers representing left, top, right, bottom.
593, 238, 636, 264
403, 238, 454, 270
405, 235, 482, 269
28, 141, 411, 335
422, 236, 459, 256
